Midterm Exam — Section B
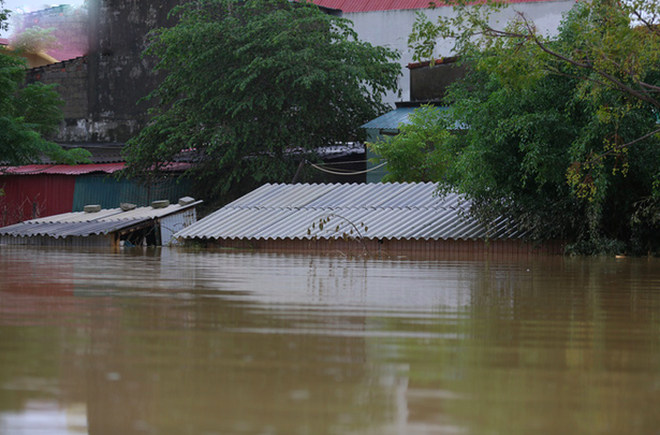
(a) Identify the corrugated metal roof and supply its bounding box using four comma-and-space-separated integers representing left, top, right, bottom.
61, 143, 126, 164
1, 162, 191, 175
362, 106, 462, 131
0, 219, 145, 239
1, 163, 125, 175
361, 107, 418, 130
175, 183, 522, 242
0, 201, 202, 239
313, 0, 562, 13
28, 201, 203, 224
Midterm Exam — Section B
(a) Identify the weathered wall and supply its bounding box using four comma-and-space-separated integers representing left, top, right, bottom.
27, 57, 90, 142
85, 0, 185, 143
25, 0, 186, 144
0, 174, 76, 226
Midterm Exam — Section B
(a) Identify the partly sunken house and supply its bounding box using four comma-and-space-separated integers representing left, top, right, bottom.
1, 0, 575, 225
0, 3, 194, 226
174, 183, 563, 257
0, 197, 201, 248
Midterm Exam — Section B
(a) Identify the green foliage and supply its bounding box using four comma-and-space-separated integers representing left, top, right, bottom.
0, 1, 89, 166
368, 105, 453, 182
0, 50, 89, 165
564, 237, 627, 257
407, 0, 506, 64
124, 0, 400, 203
408, 11, 443, 64
402, 1, 660, 253
0, 0, 8, 34
9, 26, 60, 53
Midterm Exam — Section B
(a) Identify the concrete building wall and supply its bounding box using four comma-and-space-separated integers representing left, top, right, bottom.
81, 0, 183, 143
24, 0, 185, 144
24, 0, 574, 143
344, 0, 576, 105
85, 0, 182, 143
27, 57, 90, 142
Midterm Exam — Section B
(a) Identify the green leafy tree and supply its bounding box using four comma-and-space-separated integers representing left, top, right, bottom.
0, 1, 89, 167
368, 105, 453, 182
390, 1, 660, 254
9, 26, 60, 53
124, 0, 400, 202
408, 0, 660, 191
0, 1, 8, 33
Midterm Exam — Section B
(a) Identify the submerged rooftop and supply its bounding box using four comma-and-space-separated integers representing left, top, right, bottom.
174, 182, 522, 242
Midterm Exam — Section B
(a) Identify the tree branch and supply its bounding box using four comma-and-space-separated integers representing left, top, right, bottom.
510, 13, 660, 111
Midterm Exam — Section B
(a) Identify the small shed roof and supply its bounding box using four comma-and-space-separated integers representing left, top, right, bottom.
361, 106, 460, 131
0, 200, 201, 239
361, 107, 418, 131
175, 183, 522, 242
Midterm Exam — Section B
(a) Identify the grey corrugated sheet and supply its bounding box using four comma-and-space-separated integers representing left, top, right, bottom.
0, 219, 145, 239
175, 183, 523, 242
27, 201, 202, 224
0, 201, 203, 240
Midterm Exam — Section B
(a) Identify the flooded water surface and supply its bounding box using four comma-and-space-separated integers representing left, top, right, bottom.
1, 247, 660, 435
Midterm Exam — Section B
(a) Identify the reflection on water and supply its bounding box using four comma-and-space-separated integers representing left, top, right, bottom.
1, 247, 660, 435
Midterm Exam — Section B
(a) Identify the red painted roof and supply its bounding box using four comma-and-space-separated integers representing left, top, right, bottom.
2, 163, 125, 175
313, 0, 561, 12
1, 162, 190, 175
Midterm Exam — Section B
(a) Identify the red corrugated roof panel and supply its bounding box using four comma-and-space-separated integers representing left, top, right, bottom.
313, 0, 561, 12
2, 163, 126, 175
1, 162, 191, 175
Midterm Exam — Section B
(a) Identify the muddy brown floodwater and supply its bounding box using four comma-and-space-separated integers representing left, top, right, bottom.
0, 247, 659, 435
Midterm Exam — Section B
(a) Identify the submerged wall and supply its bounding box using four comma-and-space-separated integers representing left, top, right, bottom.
189, 237, 566, 257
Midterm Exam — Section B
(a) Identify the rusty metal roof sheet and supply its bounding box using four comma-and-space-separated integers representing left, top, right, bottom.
175, 183, 522, 241
313, 0, 561, 12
